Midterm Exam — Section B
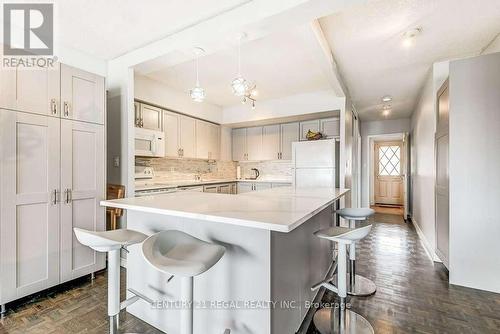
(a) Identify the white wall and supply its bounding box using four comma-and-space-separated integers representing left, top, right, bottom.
360, 118, 410, 207
410, 61, 449, 260
135, 75, 223, 123
448, 52, 500, 293
222, 90, 345, 124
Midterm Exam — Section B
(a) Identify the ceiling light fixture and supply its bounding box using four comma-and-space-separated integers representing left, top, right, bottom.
382, 95, 392, 103
189, 47, 205, 102
231, 33, 257, 109
402, 27, 422, 48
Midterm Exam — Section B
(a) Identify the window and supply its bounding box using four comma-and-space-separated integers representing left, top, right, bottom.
378, 145, 401, 176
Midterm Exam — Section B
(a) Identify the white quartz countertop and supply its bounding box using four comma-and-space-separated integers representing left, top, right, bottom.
135, 179, 291, 191
101, 187, 349, 233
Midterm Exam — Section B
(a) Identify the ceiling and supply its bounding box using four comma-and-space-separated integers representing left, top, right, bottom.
319, 0, 500, 121
143, 25, 334, 107
54, 0, 249, 60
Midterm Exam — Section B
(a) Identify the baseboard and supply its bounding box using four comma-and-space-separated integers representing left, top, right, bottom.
410, 217, 441, 263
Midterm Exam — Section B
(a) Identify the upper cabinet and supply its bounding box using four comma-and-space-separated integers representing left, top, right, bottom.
231, 118, 339, 161
232, 128, 247, 161
280, 122, 300, 160
162, 109, 205, 159
0, 64, 60, 116
320, 118, 340, 138
1, 63, 104, 124
196, 120, 220, 160
135, 103, 162, 131
262, 125, 281, 160
300, 120, 320, 141
61, 64, 105, 124
179, 115, 196, 159
163, 111, 180, 158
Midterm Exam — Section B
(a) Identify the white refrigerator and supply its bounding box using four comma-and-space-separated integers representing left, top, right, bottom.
292, 139, 337, 188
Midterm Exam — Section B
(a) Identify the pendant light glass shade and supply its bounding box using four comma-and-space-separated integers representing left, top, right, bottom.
190, 47, 205, 102
231, 77, 249, 97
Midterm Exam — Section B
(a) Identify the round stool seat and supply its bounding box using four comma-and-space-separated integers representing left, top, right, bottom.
74, 228, 148, 252
314, 307, 374, 334
314, 224, 372, 244
336, 208, 375, 221
142, 230, 225, 277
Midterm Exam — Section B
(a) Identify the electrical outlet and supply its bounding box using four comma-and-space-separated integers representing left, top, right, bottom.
113, 156, 120, 167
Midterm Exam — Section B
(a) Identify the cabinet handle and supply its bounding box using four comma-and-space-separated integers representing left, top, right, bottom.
63, 102, 70, 117
64, 188, 72, 204
182, 148, 184, 157
52, 189, 58, 205
50, 99, 57, 115
140, 118, 144, 127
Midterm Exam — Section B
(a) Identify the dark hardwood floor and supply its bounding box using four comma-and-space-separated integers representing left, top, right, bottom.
1, 213, 500, 333
306, 213, 500, 334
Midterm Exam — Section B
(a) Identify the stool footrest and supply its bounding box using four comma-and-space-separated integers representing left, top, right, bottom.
127, 288, 155, 306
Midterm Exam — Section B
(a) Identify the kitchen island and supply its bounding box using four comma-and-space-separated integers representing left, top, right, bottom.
101, 187, 349, 334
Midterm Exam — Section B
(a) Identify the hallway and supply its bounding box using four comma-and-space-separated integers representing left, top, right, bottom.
307, 213, 500, 334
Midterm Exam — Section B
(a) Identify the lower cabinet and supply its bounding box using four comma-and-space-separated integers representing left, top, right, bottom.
203, 183, 237, 194
0, 109, 105, 305
237, 182, 272, 193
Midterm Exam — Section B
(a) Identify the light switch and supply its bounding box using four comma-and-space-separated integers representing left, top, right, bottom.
113, 156, 120, 167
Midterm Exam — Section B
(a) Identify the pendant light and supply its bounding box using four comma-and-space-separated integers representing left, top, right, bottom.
231, 34, 250, 97
190, 47, 205, 102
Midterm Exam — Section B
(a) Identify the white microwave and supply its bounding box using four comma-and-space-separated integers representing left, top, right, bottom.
134, 128, 165, 157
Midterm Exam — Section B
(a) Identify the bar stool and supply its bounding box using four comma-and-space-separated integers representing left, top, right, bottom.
312, 224, 374, 334
74, 228, 148, 334
141, 230, 229, 334
335, 208, 376, 296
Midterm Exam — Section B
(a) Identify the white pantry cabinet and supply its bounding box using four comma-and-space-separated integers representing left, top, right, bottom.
61, 64, 105, 124
0, 110, 61, 302
60, 119, 106, 282
0, 64, 61, 116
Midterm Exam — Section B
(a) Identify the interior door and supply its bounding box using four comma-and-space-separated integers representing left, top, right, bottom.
179, 115, 196, 158
60, 119, 105, 282
280, 122, 299, 160
232, 128, 247, 161
60, 64, 105, 124
435, 80, 449, 268
0, 110, 60, 302
164, 111, 180, 157
0, 64, 60, 116
374, 141, 404, 205
262, 125, 280, 160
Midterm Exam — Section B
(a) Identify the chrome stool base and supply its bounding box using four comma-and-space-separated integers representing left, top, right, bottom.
331, 274, 376, 297
313, 307, 374, 334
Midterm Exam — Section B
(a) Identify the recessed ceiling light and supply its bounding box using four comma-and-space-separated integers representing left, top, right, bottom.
402, 27, 422, 47
382, 95, 392, 103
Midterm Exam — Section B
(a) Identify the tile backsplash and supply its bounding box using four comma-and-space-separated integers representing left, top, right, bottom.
136, 157, 237, 182
238, 160, 293, 181
135, 157, 292, 182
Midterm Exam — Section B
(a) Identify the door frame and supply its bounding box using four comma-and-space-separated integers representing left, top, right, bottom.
366, 132, 409, 216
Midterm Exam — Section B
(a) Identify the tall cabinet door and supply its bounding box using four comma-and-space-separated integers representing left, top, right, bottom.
164, 111, 180, 157
246, 127, 263, 161
232, 128, 247, 161
280, 122, 299, 160
60, 120, 105, 282
179, 115, 196, 158
0, 110, 60, 303
0, 64, 60, 116
60, 64, 105, 124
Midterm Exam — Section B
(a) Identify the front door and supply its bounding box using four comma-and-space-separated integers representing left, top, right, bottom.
374, 141, 404, 205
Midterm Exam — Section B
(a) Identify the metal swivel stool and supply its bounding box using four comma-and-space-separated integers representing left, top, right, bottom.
335, 208, 376, 296
312, 224, 374, 334
74, 228, 148, 334
141, 230, 230, 334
